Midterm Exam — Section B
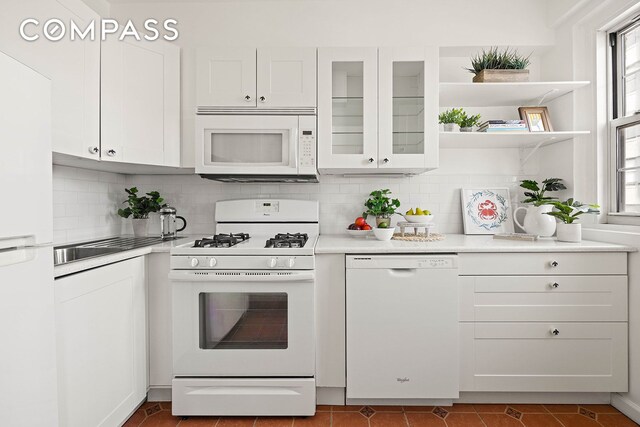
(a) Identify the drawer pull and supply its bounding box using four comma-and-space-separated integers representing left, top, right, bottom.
550, 261, 559, 267
550, 282, 560, 289
551, 328, 560, 336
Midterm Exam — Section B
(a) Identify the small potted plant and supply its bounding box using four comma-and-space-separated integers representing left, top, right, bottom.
545, 198, 600, 242
438, 108, 463, 132
117, 187, 166, 236
458, 111, 482, 132
364, 189, 400, 228
466, 47, 531, 83
514, 178, 566, 237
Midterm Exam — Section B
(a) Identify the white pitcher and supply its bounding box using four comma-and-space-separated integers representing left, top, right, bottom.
513, 204, 557, 237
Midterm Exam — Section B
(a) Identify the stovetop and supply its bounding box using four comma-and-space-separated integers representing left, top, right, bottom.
174, 233, 317, 256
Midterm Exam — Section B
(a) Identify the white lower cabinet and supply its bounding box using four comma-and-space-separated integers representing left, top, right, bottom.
148, 253, 173, 393
55, 257, 147, 427
458, 252, 629, 394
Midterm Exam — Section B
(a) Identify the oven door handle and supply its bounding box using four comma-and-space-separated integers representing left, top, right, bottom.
169, 271, 315, 282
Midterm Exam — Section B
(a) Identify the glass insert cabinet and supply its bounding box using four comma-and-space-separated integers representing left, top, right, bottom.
317, 47, 438, 173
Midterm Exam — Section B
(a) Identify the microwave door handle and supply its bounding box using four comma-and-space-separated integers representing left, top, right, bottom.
290, 127, 298, 170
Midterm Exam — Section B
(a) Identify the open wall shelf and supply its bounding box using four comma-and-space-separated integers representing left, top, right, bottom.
439, 81, 590, 107
439, 131, 591, 149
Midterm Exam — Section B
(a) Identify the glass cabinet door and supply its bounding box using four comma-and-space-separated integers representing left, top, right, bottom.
318, 48, 378, 170
378, 47, 438, 170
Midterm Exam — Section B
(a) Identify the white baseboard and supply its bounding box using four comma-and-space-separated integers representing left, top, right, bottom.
457, 392, 611, 404
147, 387, 172, 402
612, 394, 640, 424
317, 387, 345, 405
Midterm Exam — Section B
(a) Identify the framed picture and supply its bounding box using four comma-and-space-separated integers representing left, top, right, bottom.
460, 188, 515, 234
518, 106, 553, 132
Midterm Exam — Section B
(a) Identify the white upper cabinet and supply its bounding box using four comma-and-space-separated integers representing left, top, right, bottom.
257, 47, 317, 107
197, 47, 316, 108
197, 47, 257, 107
101, 39, 181, 167
318, 47, 438, 174
0, 0, 100, 160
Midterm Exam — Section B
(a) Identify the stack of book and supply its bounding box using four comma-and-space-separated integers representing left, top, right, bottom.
477, 120, 528, 133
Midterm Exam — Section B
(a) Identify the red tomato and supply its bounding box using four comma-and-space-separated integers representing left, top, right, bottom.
362, 224, 372, 230
354, 217, 366, 227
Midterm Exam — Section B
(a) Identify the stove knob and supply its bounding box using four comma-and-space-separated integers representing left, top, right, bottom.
268, 258, 278, 268
287, 258, 295, 268
209, 258, 217, 267
190, 258, 199, 267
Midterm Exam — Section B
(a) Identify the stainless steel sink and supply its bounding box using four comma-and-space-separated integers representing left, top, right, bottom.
54, 236, 164, 266
54, 247, 124, 265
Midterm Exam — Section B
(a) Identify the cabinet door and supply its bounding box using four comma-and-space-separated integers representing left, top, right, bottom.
0, 0, 100, 159
197, 47, 256, 107
318, 47, 378, 171
101, 38, 180, 166
55, 257, 147, 427
378, 47, 438, 171
148, 253, 173, 389
257, 47, 316, 107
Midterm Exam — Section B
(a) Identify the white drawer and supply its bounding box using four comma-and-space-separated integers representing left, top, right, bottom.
460, 322, 628, 392
459, 276, 628, 322
459, 252, 626, 276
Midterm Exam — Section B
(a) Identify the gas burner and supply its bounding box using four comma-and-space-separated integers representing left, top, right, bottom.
194, 233, 250, 248
265, 233, 309, 248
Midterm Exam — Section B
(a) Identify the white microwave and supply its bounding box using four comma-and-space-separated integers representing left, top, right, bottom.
195, 114, 317, 182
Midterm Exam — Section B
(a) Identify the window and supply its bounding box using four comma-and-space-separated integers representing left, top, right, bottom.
610, 20, 640, 219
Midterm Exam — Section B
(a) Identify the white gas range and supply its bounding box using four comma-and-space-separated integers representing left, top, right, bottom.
170, 199, 318, 417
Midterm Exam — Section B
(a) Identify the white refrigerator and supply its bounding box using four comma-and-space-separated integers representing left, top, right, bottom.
0, 51, 59, 426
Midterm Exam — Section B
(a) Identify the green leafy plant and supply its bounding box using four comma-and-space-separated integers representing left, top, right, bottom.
458, 111, 482, 128
363, 189, 400, 218
545, 198, 600, 224
520, 178, 567, 206
466, 47, 531, 76
438, 108, 463, 124
117, 187, 166, 219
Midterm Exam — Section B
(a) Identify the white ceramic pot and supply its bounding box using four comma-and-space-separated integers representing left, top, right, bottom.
442, 123, 460, 132
460, 126, 474, 132
556, 222, 581, 243
132, 218, 149, 237
513, 204, 557, 237
373, 227, 395, 241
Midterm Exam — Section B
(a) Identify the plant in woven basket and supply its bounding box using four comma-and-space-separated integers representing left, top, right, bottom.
466, 47, 531, 76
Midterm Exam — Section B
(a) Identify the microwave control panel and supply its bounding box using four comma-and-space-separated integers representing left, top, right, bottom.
299, 128, 316, 168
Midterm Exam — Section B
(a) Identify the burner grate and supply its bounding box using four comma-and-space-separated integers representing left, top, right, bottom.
265, 233, 309, 248
193, 233, 250, 248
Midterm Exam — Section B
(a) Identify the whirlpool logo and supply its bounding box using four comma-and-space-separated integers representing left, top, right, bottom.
19, 18, 179, 42
397, 377, 410, 383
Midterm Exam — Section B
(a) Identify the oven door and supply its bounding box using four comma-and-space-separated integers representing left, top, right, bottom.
170, 270, 314, 377
196, 115, 299, 175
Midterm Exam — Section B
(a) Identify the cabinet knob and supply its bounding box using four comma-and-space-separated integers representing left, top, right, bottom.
383, 158, 390, 164
550, 260, 559, 267
550, 282, 560, 289
551, 328, 560, 336
259, 96, 266, 102
88, 146, 99, 154
244, 95, 252, 101
107, 149, 116, 157
368, 158, 375, 163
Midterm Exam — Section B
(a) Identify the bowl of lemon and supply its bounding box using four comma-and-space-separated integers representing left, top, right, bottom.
403, 208, 434, 223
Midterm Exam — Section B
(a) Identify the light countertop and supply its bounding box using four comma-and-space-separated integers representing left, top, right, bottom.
315, 234, 636, 254
53, 235, 195, 279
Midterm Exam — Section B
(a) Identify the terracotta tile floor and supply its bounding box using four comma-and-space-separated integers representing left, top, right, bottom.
124, 402, 639, 427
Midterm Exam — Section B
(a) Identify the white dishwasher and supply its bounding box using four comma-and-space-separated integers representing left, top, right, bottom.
346, 255, 459, 400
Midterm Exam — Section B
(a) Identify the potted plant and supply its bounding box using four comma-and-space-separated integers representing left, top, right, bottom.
364, 189, 400, 228
438, 108, 463, 132
466, 47, 531, 83
545, 198, 600, 242
117, 187, 166, 236
458, 111, 482, 132
513, 178, 566, 237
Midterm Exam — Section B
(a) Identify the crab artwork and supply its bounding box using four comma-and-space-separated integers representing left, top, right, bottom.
477, 199, 498, 221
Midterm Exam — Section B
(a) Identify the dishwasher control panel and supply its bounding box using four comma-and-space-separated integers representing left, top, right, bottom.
347, 255, 458, 269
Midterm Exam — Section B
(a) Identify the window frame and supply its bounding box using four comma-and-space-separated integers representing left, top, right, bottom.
608, 18, 640, 225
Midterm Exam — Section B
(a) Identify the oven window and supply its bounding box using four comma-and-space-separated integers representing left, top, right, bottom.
209, 132, 288, 164
199, 292, 288, 350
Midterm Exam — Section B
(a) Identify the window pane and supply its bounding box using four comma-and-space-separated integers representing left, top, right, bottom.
624, 25, 640, 115
332, 62, 364, 155
617, 123, 640, 213
392, 61, 424, 155
199, 292, 288, 350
